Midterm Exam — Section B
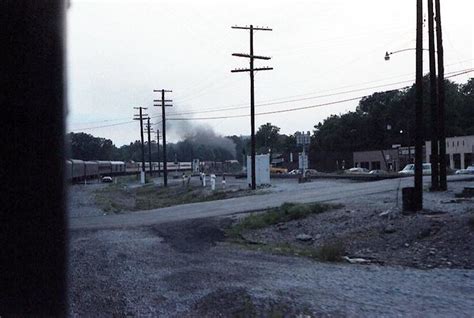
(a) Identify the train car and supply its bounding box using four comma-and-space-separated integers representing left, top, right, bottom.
96, 161, 112, 175
111, 161, 125, 174
70, 159, 85, 180
65, 160, 72, 180
84, 161, 99, 178
125, 161, 140, 173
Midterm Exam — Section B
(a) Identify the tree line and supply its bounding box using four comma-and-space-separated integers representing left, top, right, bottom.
68, 77, 473, 168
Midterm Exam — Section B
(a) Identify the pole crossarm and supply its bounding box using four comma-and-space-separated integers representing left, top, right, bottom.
232, 53, 271, 60
231, 24, 272, 190
153, 99, 173, 103
232, 25, 272, 31
231, 67, 273, 73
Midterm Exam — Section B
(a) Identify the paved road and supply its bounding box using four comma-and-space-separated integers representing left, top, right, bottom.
69, 175, 473, 230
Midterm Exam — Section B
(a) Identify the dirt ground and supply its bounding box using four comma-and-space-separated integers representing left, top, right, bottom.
68, 177, 474, 316
241, 201, 474, 270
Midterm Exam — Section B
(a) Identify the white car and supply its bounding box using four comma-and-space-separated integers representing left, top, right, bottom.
455, 165, 474, 175
101, 176, 113, 183
398, 163, 432, 175
288, 169, 302, 175
345, 167, 370, 174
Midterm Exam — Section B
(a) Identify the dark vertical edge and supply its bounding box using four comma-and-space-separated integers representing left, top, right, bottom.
1, 0, 68, 315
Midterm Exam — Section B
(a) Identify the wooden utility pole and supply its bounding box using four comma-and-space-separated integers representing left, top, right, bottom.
153, 89, 172, 187
133, 107, 148, 184
428, 0, 439, 191
414, 0, 424, 210
146, 117, 154, 177
435, 0, 447, 191
156, 129, 161, 177
231, 25, 273, 190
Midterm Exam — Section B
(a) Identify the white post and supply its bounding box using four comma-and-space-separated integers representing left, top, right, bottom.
140, 171, 145, 184
211, 174, 216, 191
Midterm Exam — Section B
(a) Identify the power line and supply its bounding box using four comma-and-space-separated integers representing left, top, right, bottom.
167, 68, 473, 117
167, 68, 473, 122
67, 68, 472, 132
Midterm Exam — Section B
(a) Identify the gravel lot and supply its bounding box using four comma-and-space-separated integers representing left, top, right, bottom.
68, 176, 474, 316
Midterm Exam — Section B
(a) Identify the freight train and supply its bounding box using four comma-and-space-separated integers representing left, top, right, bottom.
66, 159, 192, 182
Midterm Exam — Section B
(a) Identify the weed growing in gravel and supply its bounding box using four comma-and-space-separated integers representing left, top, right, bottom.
94, 183, 259, 213
227, 202, 335, 239
318, 241, 346, 262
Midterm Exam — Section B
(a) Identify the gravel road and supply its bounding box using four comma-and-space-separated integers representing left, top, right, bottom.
69, 175, 474, 229
69, 176, 474, 316
69, 218, 474, 317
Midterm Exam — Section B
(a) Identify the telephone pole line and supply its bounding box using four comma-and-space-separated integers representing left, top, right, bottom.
435, 0, 447, 191
133, 107, 148, 184
231, 24, 273, 190
145, 117, 154, 177
153, 89, 173, 187
156, 128, 161, 177
414, 0, 424, 210
428, 0, 439, 191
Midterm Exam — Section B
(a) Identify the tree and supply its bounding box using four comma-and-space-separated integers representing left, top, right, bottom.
256, 123, 281, 154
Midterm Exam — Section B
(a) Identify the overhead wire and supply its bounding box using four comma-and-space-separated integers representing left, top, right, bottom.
68, 68, 472, 131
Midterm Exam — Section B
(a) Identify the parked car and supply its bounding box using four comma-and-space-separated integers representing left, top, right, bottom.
345, 167, 370, 174
288, 169, 302, 175
304, 169, 318, 177
369, 169, 388, 175
398, 163, 432, 175
101, 176, 113, 183
455, 165, 474, 175
270, 166, 288, 174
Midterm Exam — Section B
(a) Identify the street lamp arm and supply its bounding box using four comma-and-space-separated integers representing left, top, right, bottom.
385, 48, 432, 61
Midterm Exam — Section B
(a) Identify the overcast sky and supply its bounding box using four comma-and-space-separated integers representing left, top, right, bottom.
66, 0, 473, 146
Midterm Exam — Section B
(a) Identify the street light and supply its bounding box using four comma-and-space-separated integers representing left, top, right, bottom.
384, 48, 431, 61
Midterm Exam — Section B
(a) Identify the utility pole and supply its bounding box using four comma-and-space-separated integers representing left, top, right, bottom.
153, 89, 172, 187
435, 0, 447, 191
156, 129, 161, 177
428, 0, 439, 191
231, 24, 273, 190
146, 117, 154, 177
133, 107, 148, 184
414, 0, 424, 210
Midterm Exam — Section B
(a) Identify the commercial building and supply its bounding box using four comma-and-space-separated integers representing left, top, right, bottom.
353, 146, 421, 172
426, 135, 474, 169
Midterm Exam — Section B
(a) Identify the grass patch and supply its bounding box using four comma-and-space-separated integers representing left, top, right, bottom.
226, 202, 346, 262
226, 202, 336, 239
318, 241, 346, 262
241, 241, 345, 263
94, 183, 259, 213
